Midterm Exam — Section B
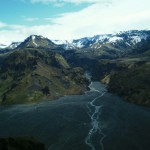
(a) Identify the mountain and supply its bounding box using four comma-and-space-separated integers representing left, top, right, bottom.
18, 35, 62, 51
1, 30, 150, 106
0, 35, 63, 54
53, 30, 150, 50
53, 30, 150, 61
61, 30, 150, 75
0, 46, 89, 104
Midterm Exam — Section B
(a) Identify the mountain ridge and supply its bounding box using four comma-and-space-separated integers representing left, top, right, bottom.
1, 30, 150, 51
52, 30, 150, 50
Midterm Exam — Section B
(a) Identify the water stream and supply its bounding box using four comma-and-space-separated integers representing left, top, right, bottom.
85, 81, 106, 150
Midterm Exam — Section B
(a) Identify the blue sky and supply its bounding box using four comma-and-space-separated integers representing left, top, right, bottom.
0, 0, 89, 25
0, 0, 150, 45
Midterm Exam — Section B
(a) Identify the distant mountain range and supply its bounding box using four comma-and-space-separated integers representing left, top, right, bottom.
1, 30, 150, 52
52, 30, 150, 50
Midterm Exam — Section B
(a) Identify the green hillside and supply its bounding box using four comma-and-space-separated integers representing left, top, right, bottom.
91, 50, 150, 106
0, 48, 89, 104
108, 62, 150, 106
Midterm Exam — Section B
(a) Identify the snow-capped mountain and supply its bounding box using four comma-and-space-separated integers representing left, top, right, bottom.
1, 30, 150, 56
51, 40, 75, 50
71, 34, 112, 49
52, 30, 150, 50
52, 36, 106, 49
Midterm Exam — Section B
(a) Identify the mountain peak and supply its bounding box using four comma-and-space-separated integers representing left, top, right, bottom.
17, 35, 60, 50
29, 35, 45, 40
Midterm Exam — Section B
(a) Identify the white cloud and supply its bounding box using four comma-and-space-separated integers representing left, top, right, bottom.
0, 22, 7, 28
49, 0, 150, 36
1, 0, 150, 45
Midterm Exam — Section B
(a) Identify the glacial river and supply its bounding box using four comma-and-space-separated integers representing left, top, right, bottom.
0, 82, 150, 150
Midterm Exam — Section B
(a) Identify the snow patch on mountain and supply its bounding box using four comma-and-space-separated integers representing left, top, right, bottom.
8, 42, 21, 49
108, 37, 123, 43
31, 35, 38, 46
131, 35, 148, 44
94, 35, 110, 42
0, 42, 20, 50
57, 30, 150, 50
52, 40, 75, 49
52, 40, 65, 45
75, 41, 83, 48
72, 40, 85, 48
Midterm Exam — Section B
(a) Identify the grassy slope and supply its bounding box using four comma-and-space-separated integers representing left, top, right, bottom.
0, 48, 89, 104
98, 50, 150, 106
108, 62, 150, 106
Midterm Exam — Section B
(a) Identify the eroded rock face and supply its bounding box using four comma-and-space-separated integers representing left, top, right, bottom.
0, 137, 45, 150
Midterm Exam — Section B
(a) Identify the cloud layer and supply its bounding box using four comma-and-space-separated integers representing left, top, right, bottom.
0, 0, 150, 45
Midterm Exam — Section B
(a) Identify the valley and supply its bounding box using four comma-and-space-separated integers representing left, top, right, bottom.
0, 30, 150, 150
1, 0, 150, 149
